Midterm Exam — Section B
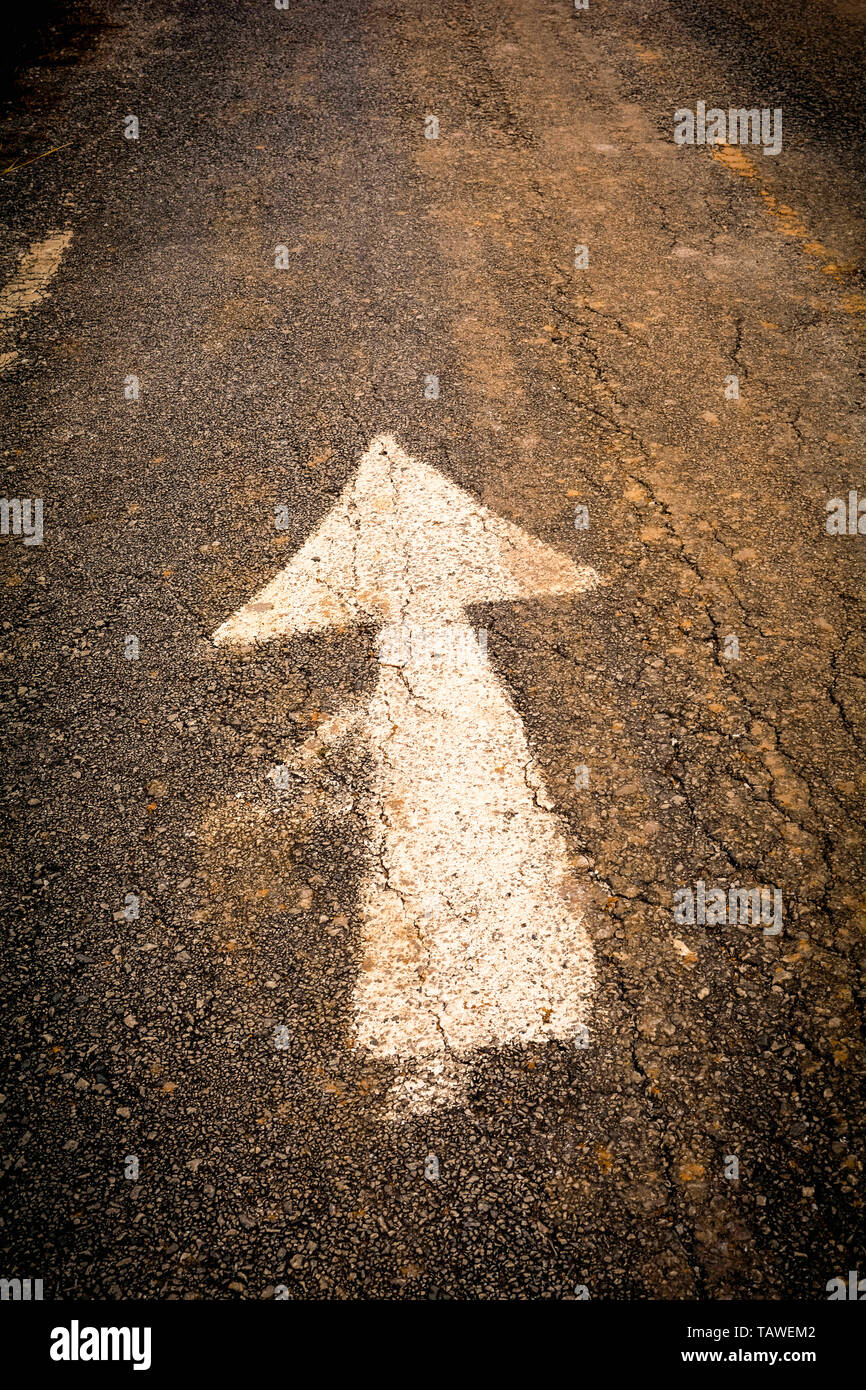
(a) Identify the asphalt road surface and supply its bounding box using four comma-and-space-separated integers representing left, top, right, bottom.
0, 0, 863, 1301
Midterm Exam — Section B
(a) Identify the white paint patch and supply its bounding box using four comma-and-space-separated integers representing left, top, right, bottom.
214, 434, 600, 1112
0, 228, 73, 373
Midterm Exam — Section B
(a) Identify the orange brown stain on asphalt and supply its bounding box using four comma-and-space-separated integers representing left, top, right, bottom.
712, 143, 866, 321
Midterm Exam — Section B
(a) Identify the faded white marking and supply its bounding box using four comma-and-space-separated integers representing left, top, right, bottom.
214, 434, 600, 1112
0, 228, 73, 373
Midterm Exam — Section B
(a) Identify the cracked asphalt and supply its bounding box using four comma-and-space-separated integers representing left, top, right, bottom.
0, 0, 863, 1300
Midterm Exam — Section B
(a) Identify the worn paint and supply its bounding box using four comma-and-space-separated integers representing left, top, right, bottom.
214, 434, 600, 1111
0, 228, 73, 372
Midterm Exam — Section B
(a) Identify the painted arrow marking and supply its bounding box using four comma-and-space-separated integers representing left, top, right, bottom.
214, 434, 600, 1112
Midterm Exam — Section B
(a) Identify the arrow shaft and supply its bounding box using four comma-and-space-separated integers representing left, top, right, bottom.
353, 623, 595, 1110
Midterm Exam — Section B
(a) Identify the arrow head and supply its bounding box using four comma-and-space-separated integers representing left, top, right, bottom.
214, 434, 598, 645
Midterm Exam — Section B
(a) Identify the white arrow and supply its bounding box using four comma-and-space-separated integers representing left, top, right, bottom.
214, 434, 600, 1113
